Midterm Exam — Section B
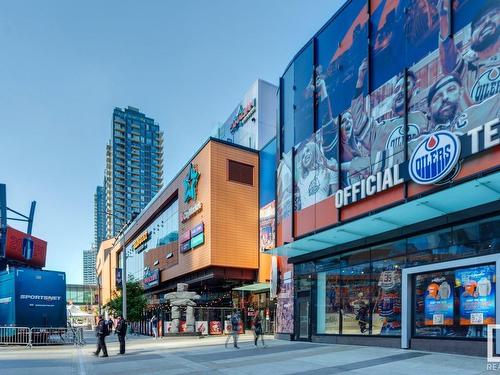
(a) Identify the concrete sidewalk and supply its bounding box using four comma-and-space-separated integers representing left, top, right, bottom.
0, 333, 493, 374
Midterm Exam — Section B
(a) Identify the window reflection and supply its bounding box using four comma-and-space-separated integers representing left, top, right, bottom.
126, 198, 179, 282
313, 215, 499, 337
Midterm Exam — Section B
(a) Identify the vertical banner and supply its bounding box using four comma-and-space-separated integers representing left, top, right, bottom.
456, 265, 496, 325
424, 275, 454, 326
115, 268, 123, 289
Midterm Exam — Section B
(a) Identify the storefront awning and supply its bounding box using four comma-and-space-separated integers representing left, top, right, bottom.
233, 282, 270, 293
266, 170, 500, 259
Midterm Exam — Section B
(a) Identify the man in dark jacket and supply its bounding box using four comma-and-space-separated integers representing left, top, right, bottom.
94, 315, 109, 357
115, 315, 127, 355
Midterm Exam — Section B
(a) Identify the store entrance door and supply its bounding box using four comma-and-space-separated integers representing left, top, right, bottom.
296, 293, 310, 341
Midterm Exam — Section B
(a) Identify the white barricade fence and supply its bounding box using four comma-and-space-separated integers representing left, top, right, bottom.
0, 327, 85, 347
30, 327, 84, 346
0, 327, 31, 346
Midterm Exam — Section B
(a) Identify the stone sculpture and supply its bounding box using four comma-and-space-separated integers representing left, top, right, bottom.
165, 283, 200, 333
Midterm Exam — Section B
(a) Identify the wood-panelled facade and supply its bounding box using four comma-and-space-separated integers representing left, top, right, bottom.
106, 138, 262, 303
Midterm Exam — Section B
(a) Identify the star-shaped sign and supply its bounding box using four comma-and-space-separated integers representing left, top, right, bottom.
183, 163, 200, 203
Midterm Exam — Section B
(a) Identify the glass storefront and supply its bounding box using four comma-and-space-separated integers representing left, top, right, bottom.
414, 264, 496, 339
312, 214, 499, 337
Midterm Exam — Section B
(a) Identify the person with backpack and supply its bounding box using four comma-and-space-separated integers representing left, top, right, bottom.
115, 315, 127, 355
106, 318, 114, 332
150, 315, 158, 339
253, 313, 267, 348
225, 309, 240, 349
93, 315, 109, 357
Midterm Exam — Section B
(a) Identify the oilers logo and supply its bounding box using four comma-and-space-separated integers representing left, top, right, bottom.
409, 131, 461, 185
385, 124, 420, 150
470, 67, 500, 103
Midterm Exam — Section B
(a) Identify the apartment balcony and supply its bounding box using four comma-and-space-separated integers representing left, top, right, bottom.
114, 131, 125, 140
115, 192, 125, 199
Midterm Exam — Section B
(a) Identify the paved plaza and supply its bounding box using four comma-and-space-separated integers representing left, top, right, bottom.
0, 331, 494, 374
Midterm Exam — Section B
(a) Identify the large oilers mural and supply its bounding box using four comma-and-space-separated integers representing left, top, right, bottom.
276, 0, 500, 241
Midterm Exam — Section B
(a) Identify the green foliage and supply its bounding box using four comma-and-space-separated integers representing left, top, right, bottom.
104, 281, 147, 322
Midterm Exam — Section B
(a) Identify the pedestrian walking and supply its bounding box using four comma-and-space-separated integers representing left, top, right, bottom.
253, 314, 267, 348
93, 315, 109, 357
150, 315, 158, 339
225, 309, 240, 349
115, 315, 127, 355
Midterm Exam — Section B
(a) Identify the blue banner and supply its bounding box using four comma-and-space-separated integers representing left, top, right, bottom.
456, 265, 496, 325
424, 276, 454, 326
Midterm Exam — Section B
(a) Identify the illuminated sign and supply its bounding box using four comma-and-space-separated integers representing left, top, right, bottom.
230, 98, 256, 133
190, 233, 204, 248
183, 163, 200, 203
143, 267, 160, 289
409, 131, 461, 185
190, 222, 204, 237
132, 231, 149, 251
181, 202, 202, 223
180, 241, 191, 253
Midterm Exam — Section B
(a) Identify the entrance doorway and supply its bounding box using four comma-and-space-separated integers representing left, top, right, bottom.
297, 294, 310, 340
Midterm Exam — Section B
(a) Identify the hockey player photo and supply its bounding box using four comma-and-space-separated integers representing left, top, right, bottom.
426, 73, 499, 134
369, 69, 430, 172
294, 135, 338, 211
438, 0, 500, 105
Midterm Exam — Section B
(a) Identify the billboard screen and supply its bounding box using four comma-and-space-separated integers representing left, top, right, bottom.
5, 226, 47, 268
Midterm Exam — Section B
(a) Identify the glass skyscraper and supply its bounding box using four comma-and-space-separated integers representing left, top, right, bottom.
105, 106, 164, 237
83, 247, 98, 285
94, 185, 106, 248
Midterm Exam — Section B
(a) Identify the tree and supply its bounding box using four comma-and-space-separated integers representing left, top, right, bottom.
104, 281, 147, 322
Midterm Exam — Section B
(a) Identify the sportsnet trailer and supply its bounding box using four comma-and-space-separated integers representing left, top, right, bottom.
267, 0, 500, 356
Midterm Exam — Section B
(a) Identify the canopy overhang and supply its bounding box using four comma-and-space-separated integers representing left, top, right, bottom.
266, 171, 500, 259
233, 282, 270, 293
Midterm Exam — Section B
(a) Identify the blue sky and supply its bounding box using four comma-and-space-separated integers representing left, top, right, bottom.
0, 0, 342, 283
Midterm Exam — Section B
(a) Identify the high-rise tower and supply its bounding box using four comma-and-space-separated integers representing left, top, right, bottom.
105, 106, 164, 237
94, 185, 106, 248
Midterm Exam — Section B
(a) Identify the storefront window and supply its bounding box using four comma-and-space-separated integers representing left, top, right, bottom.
309, 214, 499, 338
414, 264, 496, 339
340, 250, 371, 334
371, 256, 404, 336
316, 257, 340, 334
453, 215, 500, 256
371, 240, 406, 261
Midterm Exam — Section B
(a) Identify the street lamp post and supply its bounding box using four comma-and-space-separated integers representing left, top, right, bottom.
105, 210, 138, 322
122, 236, 127, 320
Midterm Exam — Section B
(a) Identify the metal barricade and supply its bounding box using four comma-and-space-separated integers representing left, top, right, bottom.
30, 327, 85, 347
0, 327, 31, 346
